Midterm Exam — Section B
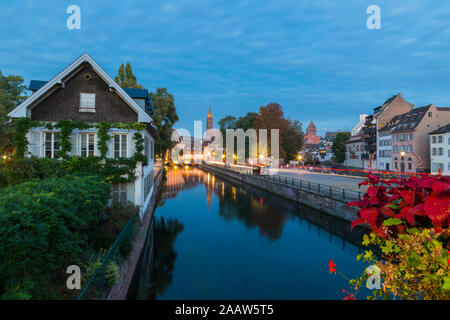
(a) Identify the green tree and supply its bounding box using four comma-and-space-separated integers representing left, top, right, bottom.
281, 119, 304, 162
150, 88, 179, 157
114, 63, 143, 88
0, 71, 27, 154
332, 131, 351, 163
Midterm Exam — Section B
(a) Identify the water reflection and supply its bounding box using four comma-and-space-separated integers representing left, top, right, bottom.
130, 167, 367, 300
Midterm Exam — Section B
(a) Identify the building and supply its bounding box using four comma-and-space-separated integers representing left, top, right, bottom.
344, 114, 367, 168
391, 105, 450, 173
207, 104, 213, 130
377, 114, 402, 171
304, 121, 321, 152
344, 134, 365, 168
429, 123, 450, 175
362, 93, 413, 169
8, 53, 158, 215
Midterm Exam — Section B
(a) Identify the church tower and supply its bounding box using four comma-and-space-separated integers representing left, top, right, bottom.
207, 104, 213, 130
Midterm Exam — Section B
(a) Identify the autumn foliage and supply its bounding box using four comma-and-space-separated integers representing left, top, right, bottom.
347, 174, 450, 239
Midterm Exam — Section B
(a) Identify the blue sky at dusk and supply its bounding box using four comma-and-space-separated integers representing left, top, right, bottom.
1, 0, 450, 136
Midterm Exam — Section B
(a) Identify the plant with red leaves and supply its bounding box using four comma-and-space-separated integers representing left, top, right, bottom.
347, 174, 450, 240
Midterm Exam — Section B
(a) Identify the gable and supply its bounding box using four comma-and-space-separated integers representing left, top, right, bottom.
31, 64, 138, 123
9, 53, 152, 123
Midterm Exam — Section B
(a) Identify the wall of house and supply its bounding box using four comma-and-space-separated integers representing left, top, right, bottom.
430, 132, 450, 175
414, 106, 450, 170
30, 64, 138, 123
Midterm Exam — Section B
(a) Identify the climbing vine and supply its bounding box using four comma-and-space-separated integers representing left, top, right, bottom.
11, 117, 149, 183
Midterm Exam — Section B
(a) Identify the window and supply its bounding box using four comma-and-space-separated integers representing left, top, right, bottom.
432, 148, 437, 156
409, 133, 413, 141
438, 136, 443, 143
112, 183, 127, 206
448, 162, 450, 171
113, 134, 127, 158
432, 162, 437, 172
428, 112, 432, 117
432, 136, 437, 144
438, 148, 444, 156
408, 163, 412, 170
80, 133, 95, 157
80, 93, 96, 112
394, 162, 398, 169
438, 163, 444, 170
44, 132, 60, 158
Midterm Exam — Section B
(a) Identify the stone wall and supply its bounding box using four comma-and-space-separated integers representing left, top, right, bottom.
199, 164, 359, 222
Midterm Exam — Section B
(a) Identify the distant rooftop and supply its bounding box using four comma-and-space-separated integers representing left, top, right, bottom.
429, 123, 450, 135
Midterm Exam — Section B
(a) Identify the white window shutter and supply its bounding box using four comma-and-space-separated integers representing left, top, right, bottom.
129, 133, 136, 158
107, 134, 113, 158
29, 130, 41, 157
71, 133, 78, 156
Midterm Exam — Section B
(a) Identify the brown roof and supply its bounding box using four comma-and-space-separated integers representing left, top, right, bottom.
391, 105, 432, 133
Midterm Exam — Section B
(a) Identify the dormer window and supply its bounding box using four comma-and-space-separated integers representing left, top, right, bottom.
80, 93, 96, 112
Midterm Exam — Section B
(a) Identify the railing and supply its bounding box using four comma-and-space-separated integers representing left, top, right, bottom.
204, 163, 363, 201
257, 174, 363, 201
77, 215, 136, 300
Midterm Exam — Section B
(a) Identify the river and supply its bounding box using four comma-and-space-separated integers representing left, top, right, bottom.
128, 167, 369, 300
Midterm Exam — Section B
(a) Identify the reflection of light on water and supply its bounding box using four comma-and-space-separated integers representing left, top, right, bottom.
221, 182, 224, 197
232, 187, 236, 201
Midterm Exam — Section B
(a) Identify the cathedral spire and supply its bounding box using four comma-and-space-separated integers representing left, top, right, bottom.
207, 104, 213, 130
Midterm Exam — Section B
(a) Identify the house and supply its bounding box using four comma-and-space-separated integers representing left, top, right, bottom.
362, 93, 413, 169
304, 121, 321, 152
429, 123, 450, 175
344, 114, 367, 168
391, 105, 450, 173
377, 114, 403, 171
8, 53, 158, 215
344, 134, 365, 168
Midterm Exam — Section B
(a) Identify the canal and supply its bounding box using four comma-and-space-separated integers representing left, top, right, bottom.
129, 167, 369, 300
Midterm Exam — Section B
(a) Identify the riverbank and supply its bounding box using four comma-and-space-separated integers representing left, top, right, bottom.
107, 164, 164, 300
199, 163, 359, 222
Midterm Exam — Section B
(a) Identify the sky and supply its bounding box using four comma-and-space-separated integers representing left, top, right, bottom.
1, 0, 450, 136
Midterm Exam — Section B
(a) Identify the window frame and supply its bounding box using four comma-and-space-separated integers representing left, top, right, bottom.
79, 132, 96, 157
113, 134, 128, 159
79, 93, 96, 112
44, 132, 60, 159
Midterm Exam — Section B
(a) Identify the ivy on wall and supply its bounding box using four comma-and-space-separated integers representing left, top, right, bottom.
12, 117, 149, 183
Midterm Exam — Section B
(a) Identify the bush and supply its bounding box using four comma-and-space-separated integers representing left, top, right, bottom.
0, 174, 111, 299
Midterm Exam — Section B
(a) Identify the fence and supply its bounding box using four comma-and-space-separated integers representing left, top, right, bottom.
205, 163, 364, 201
76, 215, 136, 300
258, 174, 363, 201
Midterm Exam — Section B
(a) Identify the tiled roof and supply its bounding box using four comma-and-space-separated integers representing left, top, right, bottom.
429, 123, 450, 135
391, 105, 431, 133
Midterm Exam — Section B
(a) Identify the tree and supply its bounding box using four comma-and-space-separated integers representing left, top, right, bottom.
281, 119, 304, 162
0, 71, 27, 154
332, 131, 351, 163
254, 103, 289, 160
150, 88, 179, 157
114, 63, 143, 88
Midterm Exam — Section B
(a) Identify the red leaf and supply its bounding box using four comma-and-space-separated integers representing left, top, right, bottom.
360, 207, 379, 227
409, 203, 426, 216
359, 181, 369, 187
400, 190, 415, 207
350, 217, 365, 231
400, 206, 415, 225
432, 181, 449, 194
346, 201, 362, 208
329, 260, 336, 274
367, 186, 380, 204
424, 196, 450, 225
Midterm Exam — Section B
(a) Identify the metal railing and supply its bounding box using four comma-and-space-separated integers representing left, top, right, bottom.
204, 163, 364, 201
257, 174, 363, 201
76, 215, 136, 300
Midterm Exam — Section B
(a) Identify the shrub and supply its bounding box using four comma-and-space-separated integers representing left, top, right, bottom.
343, 173, 450, 300
0, 174, 111, 299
